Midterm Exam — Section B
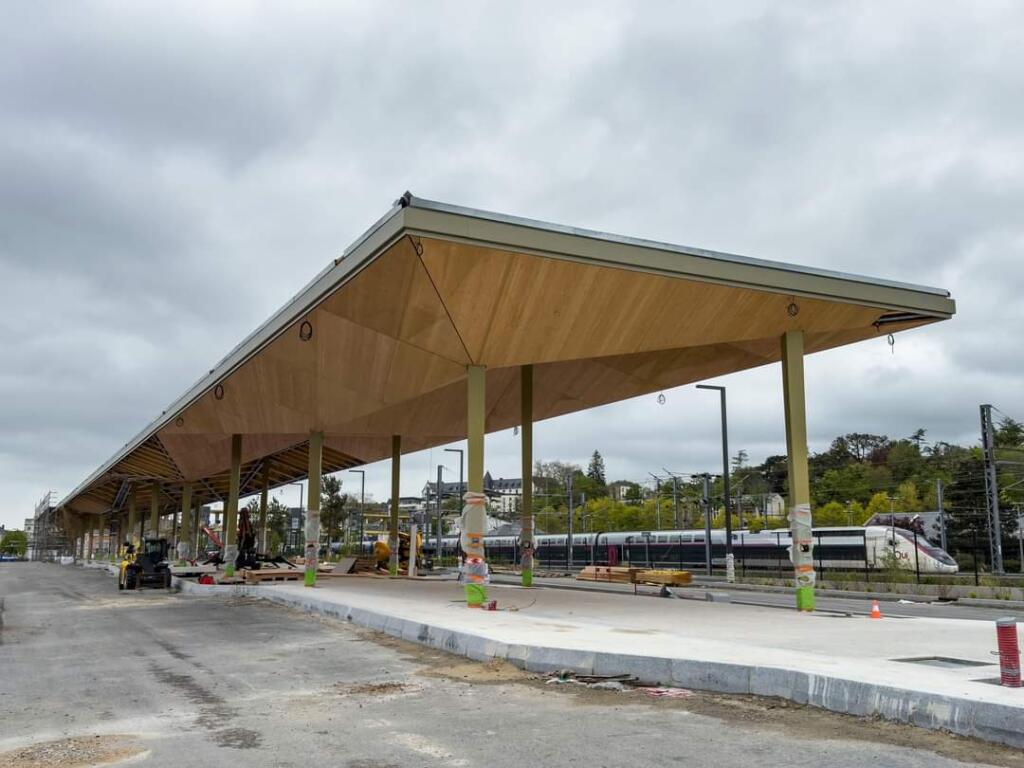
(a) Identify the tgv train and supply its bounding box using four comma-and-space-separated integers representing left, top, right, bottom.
421, 525, 959, 574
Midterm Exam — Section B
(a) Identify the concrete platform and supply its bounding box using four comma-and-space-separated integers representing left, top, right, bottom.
174, 575, 1024, 747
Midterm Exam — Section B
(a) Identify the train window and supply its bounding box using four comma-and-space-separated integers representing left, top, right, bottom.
693, 535, 704, 543
680, 534, 692, 543
657, 535, 667, 543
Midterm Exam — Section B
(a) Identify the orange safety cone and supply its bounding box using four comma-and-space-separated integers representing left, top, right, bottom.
870, 599, 882, 619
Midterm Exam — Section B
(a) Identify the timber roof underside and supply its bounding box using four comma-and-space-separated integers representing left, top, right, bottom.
61, 198, 955, 518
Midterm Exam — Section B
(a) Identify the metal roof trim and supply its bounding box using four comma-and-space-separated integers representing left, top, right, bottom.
405, 195, 951, 299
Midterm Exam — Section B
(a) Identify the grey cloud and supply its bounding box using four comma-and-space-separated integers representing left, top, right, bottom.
3, 2, 1024, 525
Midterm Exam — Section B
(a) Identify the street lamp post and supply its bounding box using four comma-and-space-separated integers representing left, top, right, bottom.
348, 470, 365, 555
287, 482, 305, 554
697, 384, 734, 582
648, 473, 662, 529
435, 464, 449, 563
444, 448, 464, 498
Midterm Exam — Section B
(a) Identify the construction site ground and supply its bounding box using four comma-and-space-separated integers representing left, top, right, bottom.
2, 562, 1023, 767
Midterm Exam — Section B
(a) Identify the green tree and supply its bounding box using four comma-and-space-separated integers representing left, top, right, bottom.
813, 501, 849, 526
996, 417, 1024, 448
1, 530, 28, 557
895, 480, 923, 513
586, 450, 607, 487
815, 462, 891, 506
731, 449, 749, 471
572, 468, 606, 502
266, 498, 290, 554
864, 491, 895, 520
886, 440, 925, 483
321, 474, 349, 552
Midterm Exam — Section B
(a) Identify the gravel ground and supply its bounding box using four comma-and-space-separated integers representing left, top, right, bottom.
2, 562, 1021, 768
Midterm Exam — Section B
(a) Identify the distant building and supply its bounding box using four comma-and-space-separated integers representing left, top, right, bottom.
422, 471, 535, 515
23, 518, 35, 559
608, 480, 637, 502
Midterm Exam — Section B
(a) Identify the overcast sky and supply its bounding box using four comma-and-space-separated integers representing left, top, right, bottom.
3, 2, 1023, 527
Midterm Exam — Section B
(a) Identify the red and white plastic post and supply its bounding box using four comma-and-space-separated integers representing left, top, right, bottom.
996, 617, 1021, 688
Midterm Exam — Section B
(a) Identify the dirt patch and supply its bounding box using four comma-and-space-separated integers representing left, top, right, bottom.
211, 727, 263, 749
337, 680, 421, 696
0, 735, 146, 768
333, 623, 533, 685
418, 657, 532, 684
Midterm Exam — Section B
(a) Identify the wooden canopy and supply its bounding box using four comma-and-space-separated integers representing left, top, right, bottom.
61, 193, 955, 518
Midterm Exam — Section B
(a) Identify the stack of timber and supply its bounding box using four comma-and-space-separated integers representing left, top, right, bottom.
576, 566, 692, 587
634, 570, 692, 586
577, 566, 639, 584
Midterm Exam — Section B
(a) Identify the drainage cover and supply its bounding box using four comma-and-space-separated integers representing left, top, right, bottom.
893, 656, 993, 668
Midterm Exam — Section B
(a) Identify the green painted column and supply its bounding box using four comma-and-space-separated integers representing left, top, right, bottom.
179, 482, 193, 562
520, 364, 534, 587
223, 434, 242, 577
389, 435, 401, 576
149, 482, 160, 540
305, 431, 323, 586
782, 330, 815, 612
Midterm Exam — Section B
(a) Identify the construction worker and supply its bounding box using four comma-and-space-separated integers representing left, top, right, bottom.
373, 539, 391, 572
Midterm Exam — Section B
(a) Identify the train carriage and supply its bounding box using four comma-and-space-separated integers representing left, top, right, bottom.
419, 525, 958, 574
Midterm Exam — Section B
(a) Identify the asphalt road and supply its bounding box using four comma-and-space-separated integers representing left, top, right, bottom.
490, 573, 1024, 621
2, 562, 1022, 768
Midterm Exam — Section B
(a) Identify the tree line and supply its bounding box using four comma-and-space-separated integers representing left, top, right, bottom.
523, 422, 1024, 568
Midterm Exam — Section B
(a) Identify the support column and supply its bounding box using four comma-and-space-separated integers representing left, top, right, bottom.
224, 434, 242, 577
149, 482, 160, 540
259, 461, 270, 553
782, 330, 815, 612
462, 365, 489, 606
179, 482, 193, 562
86, 520, 94, 561
389, 435, 401, 576
467, 366, 485, 493
520, 364, 534, 587
127, 486, 137, 548
305, 431, 323, 586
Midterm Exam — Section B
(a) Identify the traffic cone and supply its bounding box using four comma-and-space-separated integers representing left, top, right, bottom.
870, 600, 882, 619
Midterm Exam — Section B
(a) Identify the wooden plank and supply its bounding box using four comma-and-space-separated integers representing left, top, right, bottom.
633, 570, 693, 586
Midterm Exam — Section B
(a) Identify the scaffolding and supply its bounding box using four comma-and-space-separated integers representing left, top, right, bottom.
29, 490, 69, 562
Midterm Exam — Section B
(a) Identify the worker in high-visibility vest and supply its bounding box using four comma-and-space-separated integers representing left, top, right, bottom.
373, 539, 391, 573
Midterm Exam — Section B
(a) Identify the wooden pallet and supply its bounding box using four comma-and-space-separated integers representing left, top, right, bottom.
243, 568, 302, 583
